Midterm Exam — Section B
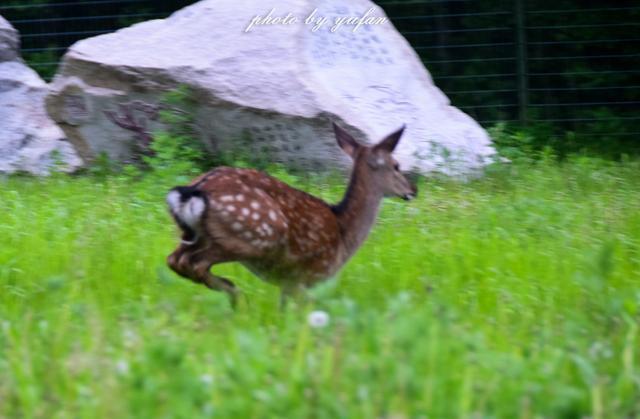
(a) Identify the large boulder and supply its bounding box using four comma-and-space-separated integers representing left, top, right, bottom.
0, 16, 82, 175
46, 0, 496, 174
0, 15, 19, 62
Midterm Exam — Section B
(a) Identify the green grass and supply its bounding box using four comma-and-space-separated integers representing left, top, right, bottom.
1, 157, 639, 418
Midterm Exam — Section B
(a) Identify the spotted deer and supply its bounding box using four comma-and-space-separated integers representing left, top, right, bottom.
166, 122, 417, 307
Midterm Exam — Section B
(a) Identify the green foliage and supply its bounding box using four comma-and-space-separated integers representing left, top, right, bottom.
144, 86, 208, 177
489, 120, 639, 162
489, 122, 540, 161
88, 151, 118, 178
21, 47, 58, 81
1, 157, 639, 417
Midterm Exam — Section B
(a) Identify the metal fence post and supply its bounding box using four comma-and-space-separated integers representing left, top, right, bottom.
515, 0, 528, 125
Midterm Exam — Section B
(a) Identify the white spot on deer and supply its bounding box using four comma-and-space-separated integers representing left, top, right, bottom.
236, 194, 245, 202
241, 208, 250, 216
268, 210, 278, 221
231, 222, 243, 231
261, 223, 274, 236
250, 201, 261, 210
252, 212, 260, 220
308, 231, 319, 241
220, 195, 234, 202
243, 231, 253, 240
226, 205, 236, 212
221, 211, 229, 217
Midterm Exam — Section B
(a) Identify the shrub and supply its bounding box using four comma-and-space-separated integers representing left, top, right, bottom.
144, 86, 209, 176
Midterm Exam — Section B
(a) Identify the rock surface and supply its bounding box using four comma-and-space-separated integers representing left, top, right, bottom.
46, 0, 496, 174
0, 15, 82, 175
0, 15, 19, 63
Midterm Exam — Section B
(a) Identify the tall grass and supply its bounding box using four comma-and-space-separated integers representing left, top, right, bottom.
1, 157, 639, 418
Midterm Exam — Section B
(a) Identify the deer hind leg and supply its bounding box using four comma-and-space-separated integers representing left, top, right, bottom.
167, 244, 239, 308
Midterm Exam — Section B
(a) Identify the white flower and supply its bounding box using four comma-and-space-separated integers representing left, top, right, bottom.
307, 310, 330, 328
122, 329, 138, 348
115, 359, 130, 375
200, 374, 214, 385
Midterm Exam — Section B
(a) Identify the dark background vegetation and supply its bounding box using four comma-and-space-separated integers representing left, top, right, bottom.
1, 0, 638, 158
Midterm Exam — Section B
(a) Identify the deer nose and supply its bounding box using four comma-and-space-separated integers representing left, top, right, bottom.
402, 183, 418, 201
402, 192, 416, 201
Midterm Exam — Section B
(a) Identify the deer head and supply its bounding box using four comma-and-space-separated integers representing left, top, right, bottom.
333, 122, 417, 201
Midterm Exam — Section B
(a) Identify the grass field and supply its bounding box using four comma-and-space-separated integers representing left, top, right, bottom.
1, 157, 639, 418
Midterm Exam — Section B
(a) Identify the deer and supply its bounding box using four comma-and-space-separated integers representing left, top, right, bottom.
166, 122, 417, 308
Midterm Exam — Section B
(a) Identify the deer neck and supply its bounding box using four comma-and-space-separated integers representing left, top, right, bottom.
332, 164, 383, 258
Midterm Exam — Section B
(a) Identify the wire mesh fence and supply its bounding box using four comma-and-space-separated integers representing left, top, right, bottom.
378, 0, 639, 150
2, 0, 638, 150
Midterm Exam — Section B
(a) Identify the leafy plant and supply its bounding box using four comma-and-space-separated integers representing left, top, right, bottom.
143, 86, 208, 176
488, 122, 537, 161
22, 47, 59, 81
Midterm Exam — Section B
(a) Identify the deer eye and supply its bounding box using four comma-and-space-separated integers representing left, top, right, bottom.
393, 162, 400, 171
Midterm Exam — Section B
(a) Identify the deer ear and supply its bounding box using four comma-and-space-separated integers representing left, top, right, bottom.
375, 125, 406, 153
333, 122, 360, 159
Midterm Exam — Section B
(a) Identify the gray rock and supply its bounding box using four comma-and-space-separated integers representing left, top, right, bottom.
0, 15, 82, 175
47, 0, 496, 175
0, 16, 19, 63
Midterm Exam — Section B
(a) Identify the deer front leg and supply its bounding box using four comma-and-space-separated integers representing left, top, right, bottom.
167, 244, 239, 308
201, 271, 239, 309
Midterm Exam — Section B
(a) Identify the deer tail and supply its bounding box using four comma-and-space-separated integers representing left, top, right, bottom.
166, 186, 207, 244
